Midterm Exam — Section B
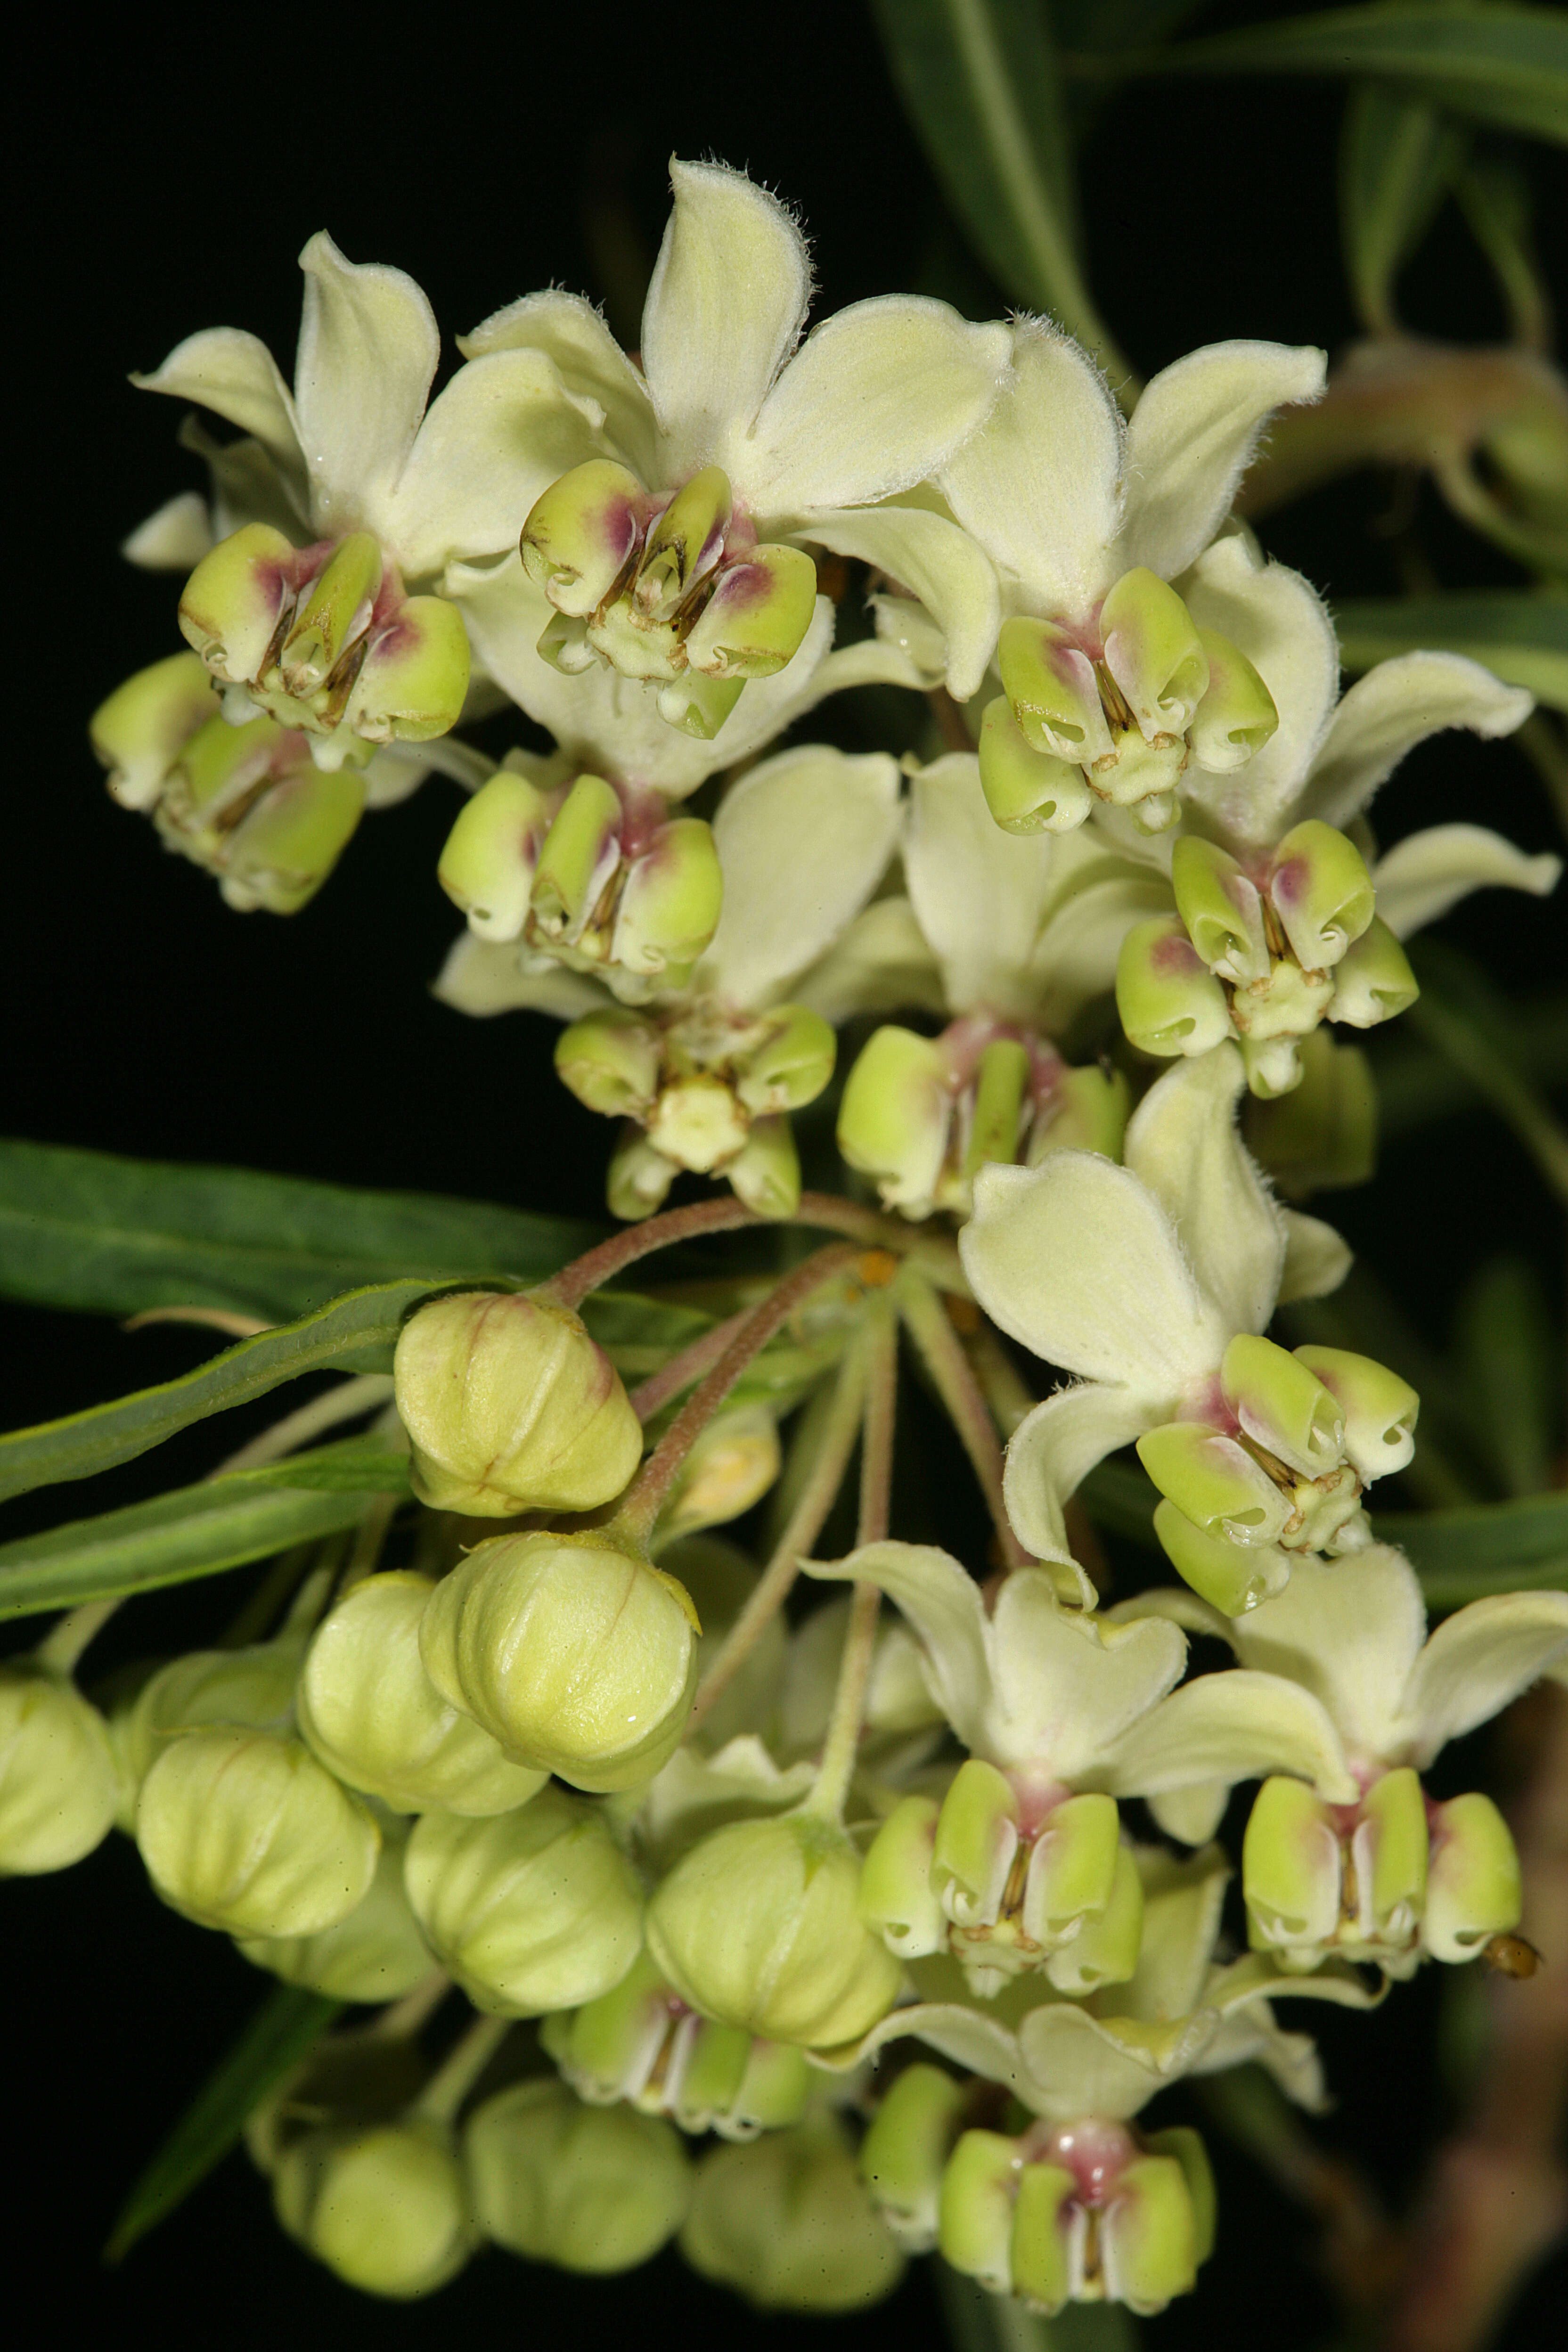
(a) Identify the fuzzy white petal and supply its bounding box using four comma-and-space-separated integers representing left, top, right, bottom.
1396, 1590, 1568, 1766
1119, 341, 1326, 584
1003, 1385, 1158, 1567
1229, 1548, 1428, 1766
800, 1541, 991, 1753
1277, 1210, 1353, 1304
1297, 652, 1534, 831
294, 233, 439, 536
457, 287, 660, 481
1123, 1046, 1285, 1340
133, 327, 302, 476
1372, 823, 1561, 940
433, 935, 611, 1021
1179, 535, 1340, 849
787, 504, 1001, 701
384, 350, 604, 576
792, 898, 946, 1026
1102, 1671, 1357, 1805
987, 1573, 1187, 1779
905, 755, 1059, 1016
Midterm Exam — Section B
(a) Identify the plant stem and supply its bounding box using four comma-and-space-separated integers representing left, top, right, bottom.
807, 1302, 898, 1821
411, 2012, 511, 2125
364, 1970, 452, 2044
615, 1245, 860, 1545
340, 1492, 399, 1595
686, 1339, 868, 1736
628, 1307, 752, 1425
123, 1306, 272, 1339
898, 1268, 1029, 1570
35, 1594, 120, 1675
538, 1192, 908, 1312
212, 1374, 394, 1477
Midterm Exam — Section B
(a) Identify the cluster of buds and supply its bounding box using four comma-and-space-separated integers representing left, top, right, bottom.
520, 461, 818, 740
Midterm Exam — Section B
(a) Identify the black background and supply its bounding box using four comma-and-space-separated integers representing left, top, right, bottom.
6, 2, 1564, 2344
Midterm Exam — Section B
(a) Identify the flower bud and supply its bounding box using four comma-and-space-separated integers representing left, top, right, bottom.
1188, 626, 1278, 772
1291, 1346, 1418, 1478
646, 1811, 902, 2050
659, 1406, 781, 1541
1154, 1499, 1291, 1616
736, 1005, 837, 1117
996, 617, 1111, 764
298, 1572, 548, 1816
0, 1667, 119, 1874
1116, 918, 1233, 1059
1100, 568, 1210, 743
612, 817, 724, 978
521, 460, 649, 616
238, 1832, 435, 2001
466, 2078, 692, 2271
531, 773, 623, 937
860, 1795, 946, 1959
860, 2064, 967, 2251
1029, 1062, 1131, 1165
1424, 1792, 1521, 1962
1327, 916, 1420, 1028
419, 1533, 698, 1793
1221, 1334, 1346, 1478
1242, 1029, 1377, 1196
683, 542, 818, 679
438, 770, 555, 940
1242, 1776, 1341, 1956
634, 467, 732, 621
1269, 821, 1376, 972
1136, 1420, 1291, 1546
1171, 836, 1269, 985
977, 695, 1091, 833
681, 2115, 906, 2312
137, 1726, 380, 1938
273, 2120, 473, 2298
555, 1008, 662, 1119
646, 1073, 750, 1171
90, 650, 216, 811
403, 1788, 643, 2015
394, 1289, 643, 1517
179, 523, 295, 681
838, 1027, 951, 1215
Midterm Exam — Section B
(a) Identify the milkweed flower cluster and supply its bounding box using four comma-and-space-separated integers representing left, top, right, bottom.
10, 157, 1560, 2317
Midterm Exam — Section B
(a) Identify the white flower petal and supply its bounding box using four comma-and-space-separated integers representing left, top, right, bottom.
1229, 1548, 1428, 1765
800, 1541, 991, 1753
1027, 867, 1175, 1035
786, 503, 1001, 701
1179, 535, 1339, 849
905, 755, 1059, 1016
1123, 1046, 1285, 1339
133, 327, 302, 475
1296, 652, 1534, 831
640, 161, 810, 473
939, 319, 1125, 619
1277, 1209, 1353, 1304
1119, 341, 1326, 585
433, 934, 610, 1021
697, 744, 900, 1008
986, 1574, 1186, 1779
743, 299, 1012, 517
1191, 2001, 1326, 2110
384, 350, 604, 577
1147, 1782, 1232, 1846
1003, 1385, 1158, 1567
961, 1154, 1226, 1394
121, 490, 214, 571
1372, 823, 1561, 940
849, 1997, 1034, 2097
1396, 1590, 1568, 1766
1102, 1670, 1357, 1805
1014, 2003, 1217, 2122
1120, 1847, 1231, 2022
457, 287, 659, 480
294, 232, 440, 536
792, 898, 946, 1026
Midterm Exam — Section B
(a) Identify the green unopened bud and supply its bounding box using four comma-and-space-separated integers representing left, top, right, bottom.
130, 1633, 298, 1759
0, 1667, 118, 1874
646, 1810, 902, 2050
860, 1794, 945, 1959
438, 770, 555, 940
1171, 835, 1269, 984
466, 2078, 692, 2272
1189, 626, 1279, 772
614, 817, 724, 977
298, 1572, 547, 1816
1100, 568, 1210, 743
938, 2129, 1019, 2293
737, 1004, 837, 1116
1359, 1766, 1429, 1932
1424, 1793, 1521, 1961
1243, 1776, 1340, 1952
238, 1832, 436, 2001
931, 1758, 1020, 1927
996, 617, 1111, 763
1269, 821, 1376, 972
607, 1131, 679, 1220
1103, 2150, 1201, 2314
1292, 1346, 1418, 1478
531, 773, 623, 938
555, 1008, 663, 1119
221, 765, 367, 914
647, 1073, 750, 1172
634, 466, 732, 622
403, 1787, 643, 2015
1039, 1826, 1142, 1994
1137, 1420, 1291, 1546
1221, 1334, 1346, 1478
137, 1727, 380, 1937
977, 695, 1092, 833
1030, 1062, 1131, 1164
963, 1038, 1030, 1182
682, 2115, 905, 2311
394, 1289, 642, 1517
1153, 1500, 1291, 1616
657, 669, 746, 740
659, 1406, 781, 1540
1327, 916, 1419, 1028
1242, 1030, 1377, 1196
860, 2063, 967, 2251
838, 1027, 951, 1215
279, 532, 382, 696
274, 2120, 473, 2298
90, 650, 216, 811
1116, 918, 1233, 1059
179, 522, 295, 681
521, 460, 649, 617
684, 542, 817, 679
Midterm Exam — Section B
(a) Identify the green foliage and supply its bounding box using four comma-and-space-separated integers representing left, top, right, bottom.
1333, 592, 1568, 712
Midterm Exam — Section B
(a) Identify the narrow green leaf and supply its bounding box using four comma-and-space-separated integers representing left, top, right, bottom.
1453, 1259, 1560, 1499
0, 1280, 432, 1506
1375, 1491, 1568, 1605
1406, 939, 1568, 1208
0, 1138, 601, 1324
1454, 153, 1553, 350
1332, 591, 1568, 712
1339, 82, 1467, 333
106, 1984, 342, 2261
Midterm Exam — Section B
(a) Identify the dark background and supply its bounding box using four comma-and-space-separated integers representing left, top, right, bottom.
6, 2, 1564, 2344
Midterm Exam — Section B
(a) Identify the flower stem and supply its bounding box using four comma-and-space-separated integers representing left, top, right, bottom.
628, 1307, 753, 1425
537, 1190, 923, 1313
212, 1373, 394, 1477
411, 2011, 511, 2125
35, 1595, 120, 1676
365, 1970, 452, 2044
897, 1267, 1029, 1570
807, 1301, 898, 1821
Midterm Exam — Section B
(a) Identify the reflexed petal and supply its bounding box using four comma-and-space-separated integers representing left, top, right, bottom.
1119, 1847, 1231, 2023
1277, 1210, 1353, 1304
1014, 2004, 1217, 2123
1102, 1671, 1357, 1805
133, 327, 302, 477
433, 934, 611, 1021
986, 1574, 1186, 1780
905, 756, 1060, 1017
1119, 342, 1326, 586
1179, 537, 1339, 850
1296, 653, 1534, 831
640, 161, 810, 470
122, 490, 216, 571
697, 746, 901, 1008
787, 503, 1001, 700
1396, 1591, 1568, 1767
384, 350, 606, 576
1192, 2003, 1326, 2110
792, 898, 946, 1026
1003, 1386, 1158, 1567
1123, 1047, 1285, 1339
939, 320, 1125, 618
800, 1542, 991, 1754
294, 233, 439, 533
744, 300, 1013, 515
847, 1997, 1034, 2098
1230, 1549, 1427, 1763
1371, 823, 1561, 940
457, 287, 660, 480
962, 1156, 1226, 1395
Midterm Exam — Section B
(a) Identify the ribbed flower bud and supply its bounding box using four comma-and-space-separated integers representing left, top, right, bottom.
0, 1666, 119, 1874
1116, 919, 1234, 1059
403, 1788, 643, 2015
658, 1406, 782, 1541
646, 1811, 902, 2049
298, 1573, 547, 1816
393, 1290, 643, 1517
977, 696, 1092, 833
273, 2120, 474, 2298
680, 2115, 906, 2312
419, 1533, 698, 1793
237, 1833, 435, 2001
860, 2063, 968, 2251
466, 2079, 692, 2271
136, 1726, 380, 1937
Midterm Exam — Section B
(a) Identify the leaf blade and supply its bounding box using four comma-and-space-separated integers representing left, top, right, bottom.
1331, 591, 1568, 712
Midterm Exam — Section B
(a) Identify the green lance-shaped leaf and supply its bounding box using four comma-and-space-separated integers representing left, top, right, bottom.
1452, 1259, 1560, 1503
869, 0, 1132, 381
1375, 1492, 1568, 1607
1332, 592, 1568, 715
1339, 81, 1467, 334
1405, 939, 1568, 1209
106, 1984, 343, 2262
0, 1439, 410, 1620
0, 1281, 432, 1505
0, 1138, 602, 1324
1132, 7, 1568, 147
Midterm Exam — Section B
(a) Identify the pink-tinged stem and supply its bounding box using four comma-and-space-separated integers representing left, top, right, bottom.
808, 1301, 899, 1821
628, 1308, 753, 1427
537, 1191, 910, 1313
897, 1266, 1029, 1571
